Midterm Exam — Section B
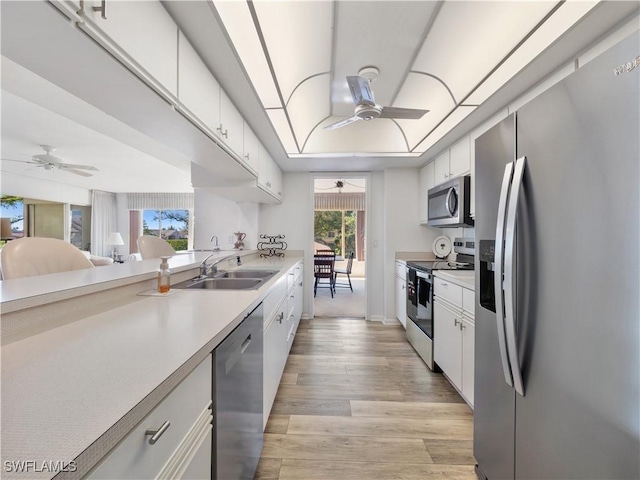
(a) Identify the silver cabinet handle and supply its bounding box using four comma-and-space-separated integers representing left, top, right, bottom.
277, 312, 284, 324
495, 161, 514, 388
216, 125, 228, 139
401, 284, 405, 290
92, 0, 106, 19
441, 282, 448, 287
503, 156, 527, 396
454, 318, 460, 327
145, 421, 170, 445
245, 153, 250, 160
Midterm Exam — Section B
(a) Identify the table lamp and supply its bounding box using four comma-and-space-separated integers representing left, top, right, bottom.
106, 232, 124, 261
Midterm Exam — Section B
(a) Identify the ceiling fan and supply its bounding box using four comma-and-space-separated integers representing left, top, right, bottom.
2, 145, 99, 177
324, 66, 429, 130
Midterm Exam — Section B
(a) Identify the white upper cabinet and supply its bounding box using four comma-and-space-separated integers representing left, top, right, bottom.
434, 150, 451, 186
178, 32, 220, 135
434, 136, 471, 187
219, 90, 245, 157
449, 136, 471, 178
242, 124, 261, 175
84, 0, 178, 98
258, 146, 283, 200
419, 162, 435, 224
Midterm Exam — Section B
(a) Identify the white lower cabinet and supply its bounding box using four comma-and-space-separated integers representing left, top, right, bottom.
263, 261, 303, 428
434, 277, 475, 407
395, 261, 407, 328
88, 356, 212, 479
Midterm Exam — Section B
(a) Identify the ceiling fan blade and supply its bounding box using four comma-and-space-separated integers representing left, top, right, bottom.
346, 76, 375, 106
56, 163, 99, 171
379, 106, 429, 119
64, 168, 94, 177
1, 158, 37, 165
323, 115, 361, 130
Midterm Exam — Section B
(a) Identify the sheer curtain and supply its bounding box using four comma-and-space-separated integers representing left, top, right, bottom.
91, 190, 117, 257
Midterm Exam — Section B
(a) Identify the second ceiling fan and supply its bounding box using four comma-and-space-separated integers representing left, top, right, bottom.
324, 67, 429, 130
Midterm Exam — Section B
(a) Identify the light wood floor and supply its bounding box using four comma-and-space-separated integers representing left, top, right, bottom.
255, 318, 477, 480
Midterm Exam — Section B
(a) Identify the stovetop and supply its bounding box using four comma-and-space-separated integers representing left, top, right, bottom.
407, 260, 474, 273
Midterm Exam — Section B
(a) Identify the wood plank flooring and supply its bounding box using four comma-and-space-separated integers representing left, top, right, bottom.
255, 318, 477, 480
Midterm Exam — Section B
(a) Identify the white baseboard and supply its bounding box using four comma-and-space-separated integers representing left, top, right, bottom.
381, 317, 401, 325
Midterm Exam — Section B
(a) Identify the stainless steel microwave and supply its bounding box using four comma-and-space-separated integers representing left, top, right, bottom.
427, 175, 474, 227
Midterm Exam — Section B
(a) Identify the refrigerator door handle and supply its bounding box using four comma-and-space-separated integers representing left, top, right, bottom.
494, 162, 514, 388
504, 156, 527, 396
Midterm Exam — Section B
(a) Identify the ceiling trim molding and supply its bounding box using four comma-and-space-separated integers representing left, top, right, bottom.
285, 71, 331, 107
409, 70, 458, 105
329, 1, 338, 117
301, 114, 333, 153
456, 0, 564, 108
246, 0, 301, 153
409, 104, 458, 153
389, 0, 444, 107
390, 119, 411, 152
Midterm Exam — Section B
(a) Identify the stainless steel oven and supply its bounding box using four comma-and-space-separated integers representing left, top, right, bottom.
406, 266, 435, 370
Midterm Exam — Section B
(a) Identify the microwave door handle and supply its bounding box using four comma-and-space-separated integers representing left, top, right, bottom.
445, 187, 456, 217
495, 161, 514, 388
504, 156, 527, 396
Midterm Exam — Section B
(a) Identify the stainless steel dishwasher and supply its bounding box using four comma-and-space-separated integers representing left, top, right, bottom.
214, 303, 264, 480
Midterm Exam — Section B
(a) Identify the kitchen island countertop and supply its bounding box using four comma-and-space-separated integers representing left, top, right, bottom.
0, 253, 303, 479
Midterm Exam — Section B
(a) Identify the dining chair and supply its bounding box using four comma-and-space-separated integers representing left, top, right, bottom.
333, 251, 355, 292
137, 235, 176, 259
0, 237, 95, 280
314, 252, 336, 298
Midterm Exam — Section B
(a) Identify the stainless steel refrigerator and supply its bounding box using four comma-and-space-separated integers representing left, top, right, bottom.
474, 31, 639, 480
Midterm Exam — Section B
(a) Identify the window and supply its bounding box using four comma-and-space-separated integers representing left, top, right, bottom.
0, 196, 24, 245
142, 209, 189, 251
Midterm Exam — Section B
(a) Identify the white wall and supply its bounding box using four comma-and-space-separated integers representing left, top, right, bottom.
193, 189, 259, 251
1, 171, 91, 205
384, 169, 441, 320
260, 170, 441, 321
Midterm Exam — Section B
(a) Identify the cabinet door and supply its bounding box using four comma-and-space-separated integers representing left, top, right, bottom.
449, 136, 471, 178
270, 160, 283, 198
433, 301, 462, 389
181, 428, 212, 480
258, 145, 270, 189
85, 0, 178, 97
434, 150, 451, 185
178, 32, 220, 135
263, 308, 287, 428
395, 275, 407, 328
243, 123, 261, 174
461, 317, 475, 407
219, 89, 245, 156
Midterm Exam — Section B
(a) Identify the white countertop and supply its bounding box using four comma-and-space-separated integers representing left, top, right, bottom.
434, 270, 476, 290
0, 254, 302, 479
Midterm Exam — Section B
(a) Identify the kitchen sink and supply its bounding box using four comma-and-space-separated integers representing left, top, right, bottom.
216, 270, 278, 279
173, 278, 263, 290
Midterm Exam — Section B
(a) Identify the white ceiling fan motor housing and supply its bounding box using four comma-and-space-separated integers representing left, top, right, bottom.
355, 103, 382, 121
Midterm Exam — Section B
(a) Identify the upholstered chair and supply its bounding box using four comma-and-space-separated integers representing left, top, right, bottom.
1, 237, 95, 280
136, 235, 176, 260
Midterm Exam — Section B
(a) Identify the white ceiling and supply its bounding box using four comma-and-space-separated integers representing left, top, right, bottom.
166, 0, 639, 171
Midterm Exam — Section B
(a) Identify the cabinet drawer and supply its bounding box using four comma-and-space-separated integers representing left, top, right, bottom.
89, 357, 212, 479
462, 288, 475, 316
395, 261, 407, 280
434, 277, 463, 307
263, 275, 287, 325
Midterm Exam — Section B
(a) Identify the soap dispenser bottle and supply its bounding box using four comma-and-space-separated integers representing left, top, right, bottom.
157, 256, 171, 293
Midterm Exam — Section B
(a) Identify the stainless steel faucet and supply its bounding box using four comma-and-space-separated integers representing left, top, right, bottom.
200, 253, 222, 277
210, 235, 220, 251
